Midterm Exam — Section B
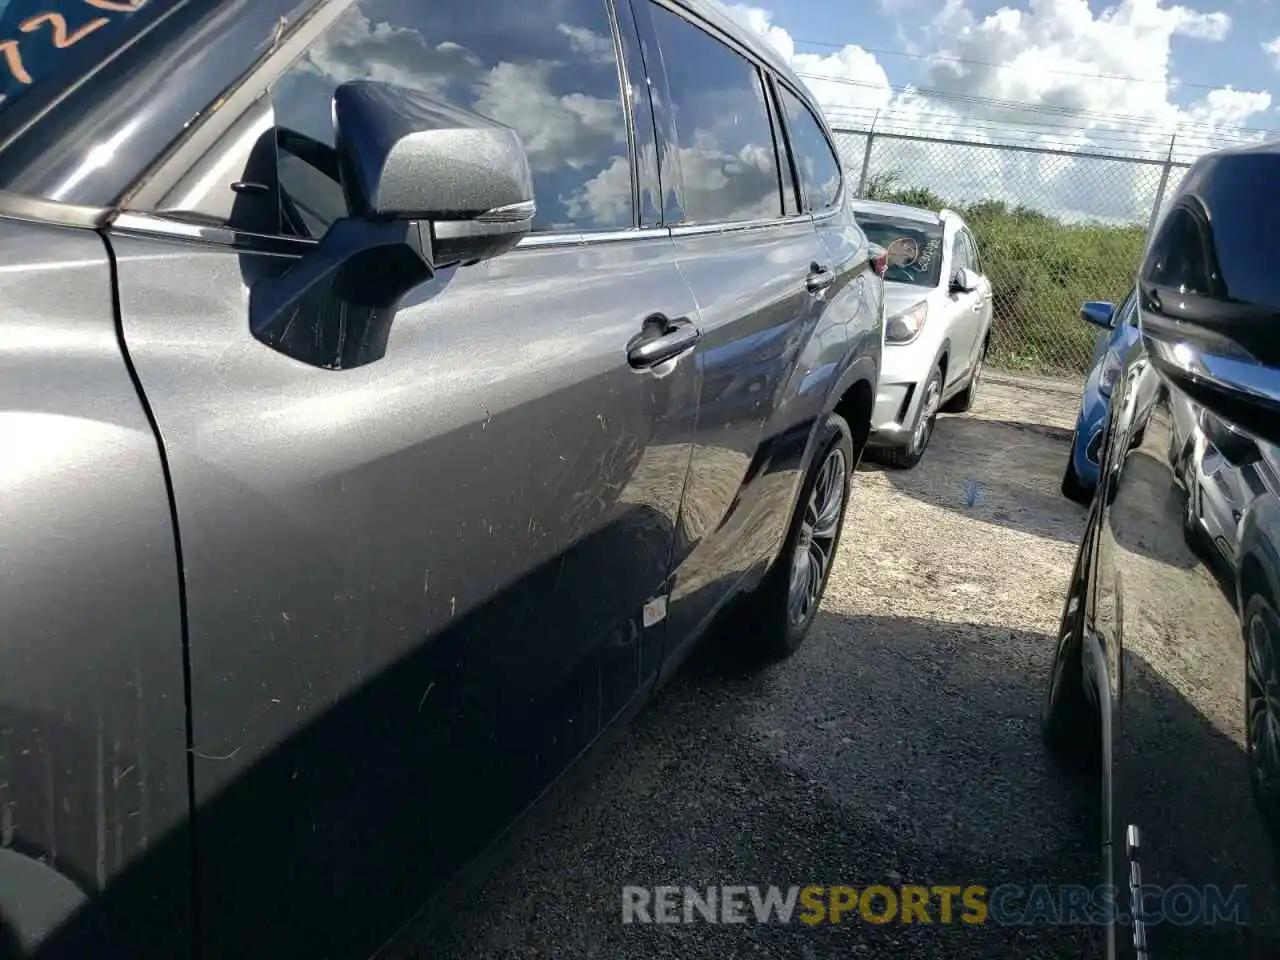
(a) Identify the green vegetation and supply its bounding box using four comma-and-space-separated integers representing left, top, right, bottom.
863, 171, 1146, 376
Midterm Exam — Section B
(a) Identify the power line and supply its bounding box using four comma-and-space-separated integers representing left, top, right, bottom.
792, 37, 1237, 94
794, 70, 1280, 137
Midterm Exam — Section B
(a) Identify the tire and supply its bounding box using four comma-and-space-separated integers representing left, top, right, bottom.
1244, 592, 1280, 841
739, 411, 855, 664
1043, 557, 1102, 774
1061, 448, 1093, 505
942, 338, 986, 414
882, 364, 942, 470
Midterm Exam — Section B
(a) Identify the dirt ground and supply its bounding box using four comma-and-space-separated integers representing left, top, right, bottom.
423, 374, 1103, 959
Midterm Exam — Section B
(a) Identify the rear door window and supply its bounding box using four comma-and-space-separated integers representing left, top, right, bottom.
951, 229, 971, 276
962, 229, 982, 274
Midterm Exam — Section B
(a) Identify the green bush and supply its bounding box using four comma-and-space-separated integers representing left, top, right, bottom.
863, 171, 1144, 376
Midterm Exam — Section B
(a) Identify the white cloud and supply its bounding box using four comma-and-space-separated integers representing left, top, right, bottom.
1264, 35, 1280, 68
726, 0, 1270, 223
725, 4, 893, 112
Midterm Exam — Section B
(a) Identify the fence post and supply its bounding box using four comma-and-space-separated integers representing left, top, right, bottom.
855, 111, 879, 199
1145, 133, 1177, 239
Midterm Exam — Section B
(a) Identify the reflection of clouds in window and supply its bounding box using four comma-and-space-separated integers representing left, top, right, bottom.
298, 9, 455, 97
556, 23, 616, 65
778, 86, 841, 211
275, 0, 632, 233
475, 61, 625, 174
677, 143, 782, 224
648, 4, 782, 224
564, 154, 633, 227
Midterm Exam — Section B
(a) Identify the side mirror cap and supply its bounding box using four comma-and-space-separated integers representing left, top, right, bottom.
335, 80, 535, 266
1080, 300, 1115, 329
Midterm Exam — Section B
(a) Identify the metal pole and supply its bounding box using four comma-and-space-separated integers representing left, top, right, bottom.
855, 110, 879, 199
1145, 133, 1177, 238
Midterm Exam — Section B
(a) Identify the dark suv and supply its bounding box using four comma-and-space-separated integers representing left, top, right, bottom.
1044, 141, 1280, 957
0, 0, 882, 956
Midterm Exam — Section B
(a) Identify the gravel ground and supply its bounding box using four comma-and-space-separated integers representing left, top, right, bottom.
423, 375, 1102, 959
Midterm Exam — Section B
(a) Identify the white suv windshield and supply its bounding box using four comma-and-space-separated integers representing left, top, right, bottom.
856, 214, 945, 288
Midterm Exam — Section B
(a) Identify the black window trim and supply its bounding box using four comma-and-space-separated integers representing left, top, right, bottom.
121, 0, 645, 250
646, 0, 811, 232
773, 76, 845, 219
761, 72, 801, 218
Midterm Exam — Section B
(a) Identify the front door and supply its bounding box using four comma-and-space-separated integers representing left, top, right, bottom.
108, 0, 697, 953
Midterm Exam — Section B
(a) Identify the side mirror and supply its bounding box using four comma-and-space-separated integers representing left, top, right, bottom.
867, 242, 888, 277
949, 268, 980, 293
1140, 145, 1280, 446
1080, 301, 1115, 329
251, 81, 535, 370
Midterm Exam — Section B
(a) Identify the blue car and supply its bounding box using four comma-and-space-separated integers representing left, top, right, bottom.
1061, 287, 1140, 503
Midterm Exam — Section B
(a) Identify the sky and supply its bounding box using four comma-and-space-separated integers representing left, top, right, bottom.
722, 0, 1280, 221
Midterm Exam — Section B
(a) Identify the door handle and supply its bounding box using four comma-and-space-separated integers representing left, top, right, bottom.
626, 314, 702, 369
805, 263, 835, 293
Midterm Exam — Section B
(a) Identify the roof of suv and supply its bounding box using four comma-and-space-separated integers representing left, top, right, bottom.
848, 198, 970, 230
848, 198, 946, 223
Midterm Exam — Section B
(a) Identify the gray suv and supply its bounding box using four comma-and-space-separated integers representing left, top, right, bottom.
0, 0, 882, 956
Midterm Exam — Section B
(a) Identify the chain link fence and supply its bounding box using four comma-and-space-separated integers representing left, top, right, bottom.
831, 127, 1191, 386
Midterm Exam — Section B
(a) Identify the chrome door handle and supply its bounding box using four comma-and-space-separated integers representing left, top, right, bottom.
626, 315, 702, 369
805, 263, 835, 293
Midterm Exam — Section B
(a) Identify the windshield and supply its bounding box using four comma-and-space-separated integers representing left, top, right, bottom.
855, 214, 945, 288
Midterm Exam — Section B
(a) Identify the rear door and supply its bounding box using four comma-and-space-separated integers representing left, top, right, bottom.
635, 0, 834, 653
106, 0, 698, 953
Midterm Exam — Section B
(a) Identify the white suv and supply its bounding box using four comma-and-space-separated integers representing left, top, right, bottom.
851, 200, 994, 468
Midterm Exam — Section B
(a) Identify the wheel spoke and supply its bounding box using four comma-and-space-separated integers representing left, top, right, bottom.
809, 541, 829, 583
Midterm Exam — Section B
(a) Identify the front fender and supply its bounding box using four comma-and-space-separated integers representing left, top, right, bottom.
0, 220, 192, 957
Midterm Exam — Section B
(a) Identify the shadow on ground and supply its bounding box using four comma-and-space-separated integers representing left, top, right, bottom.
421, 610, 1101, 960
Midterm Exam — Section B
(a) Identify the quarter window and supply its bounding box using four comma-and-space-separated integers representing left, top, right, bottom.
648, 3, 782, 224
270, 0, 634, 237
777, 84, 841, 212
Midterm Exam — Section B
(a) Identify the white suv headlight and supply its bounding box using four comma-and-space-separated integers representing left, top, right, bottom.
885, 301, 928, 344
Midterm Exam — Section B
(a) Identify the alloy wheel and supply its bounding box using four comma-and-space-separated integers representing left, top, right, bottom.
788, 447, 847, 627
1247, 604, 1280, 814
913, 377, 942, 453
